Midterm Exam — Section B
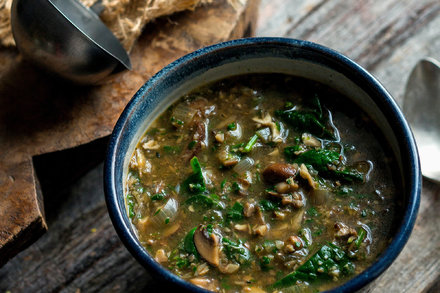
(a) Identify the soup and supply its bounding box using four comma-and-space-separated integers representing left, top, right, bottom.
125, 74, 398, 292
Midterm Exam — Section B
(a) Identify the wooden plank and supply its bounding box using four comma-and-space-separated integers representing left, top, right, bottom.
0, 0, 259, 266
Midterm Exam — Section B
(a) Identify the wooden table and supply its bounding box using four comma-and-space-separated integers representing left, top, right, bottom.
1, 0, 439, 292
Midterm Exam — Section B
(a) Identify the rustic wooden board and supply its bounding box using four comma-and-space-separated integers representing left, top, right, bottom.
0, 0, 259, 266
0, 0, 439, 292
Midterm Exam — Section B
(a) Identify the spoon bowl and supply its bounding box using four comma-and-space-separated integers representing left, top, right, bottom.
403, 58, 440, 183
11, 0, 131, 84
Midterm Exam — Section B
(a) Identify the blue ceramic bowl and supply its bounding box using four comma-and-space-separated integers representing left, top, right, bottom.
104, 38, 421, 292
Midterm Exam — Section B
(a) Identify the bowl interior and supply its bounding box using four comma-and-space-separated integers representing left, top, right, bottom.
106, 38, 420, 292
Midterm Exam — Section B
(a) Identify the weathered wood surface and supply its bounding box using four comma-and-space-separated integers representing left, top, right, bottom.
0, 0, 259, 266
1, 0, 439, 292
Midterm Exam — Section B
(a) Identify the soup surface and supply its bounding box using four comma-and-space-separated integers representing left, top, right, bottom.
125, 74, 398, 292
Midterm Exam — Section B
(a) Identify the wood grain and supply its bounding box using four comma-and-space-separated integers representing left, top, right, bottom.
0, 0, 259, 266
0, 0, 439, 292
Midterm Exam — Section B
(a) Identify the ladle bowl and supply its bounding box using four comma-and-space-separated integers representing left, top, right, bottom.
11, 0, 131, 84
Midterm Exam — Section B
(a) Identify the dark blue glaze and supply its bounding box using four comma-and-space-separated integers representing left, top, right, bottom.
104, 38, 421, 293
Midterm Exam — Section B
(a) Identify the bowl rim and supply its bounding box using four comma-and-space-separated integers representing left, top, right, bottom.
104, 37, 421, 292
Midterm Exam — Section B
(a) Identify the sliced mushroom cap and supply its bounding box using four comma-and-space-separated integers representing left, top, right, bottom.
262, 163, 297, 183
193, 225, 220, 267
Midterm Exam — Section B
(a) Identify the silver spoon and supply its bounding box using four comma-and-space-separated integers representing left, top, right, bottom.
11, 0, 132, 84
402, 58, 440, 183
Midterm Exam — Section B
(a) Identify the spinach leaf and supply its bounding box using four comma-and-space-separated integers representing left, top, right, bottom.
183, 157, 206, 194
223, 238, 251, 264
183, 227, 200, 259
225, 202, 244, 222
294, 149, 340, 172
275, 110, 335, 139
288, 149, 364, 182
324, 168, 364, 182
284, 145, 304, 159
273, 243, 355, 289
151, 191, 166, 201
185, 194, 224, 209
259, 255, 273, 271
259, 199, 280, 212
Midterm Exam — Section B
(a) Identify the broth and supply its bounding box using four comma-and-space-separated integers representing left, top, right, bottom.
125, 74, 398, 292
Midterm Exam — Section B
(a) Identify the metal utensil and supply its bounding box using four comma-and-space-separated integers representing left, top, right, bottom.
11, 0, 131, 84
403, 58, 440, 183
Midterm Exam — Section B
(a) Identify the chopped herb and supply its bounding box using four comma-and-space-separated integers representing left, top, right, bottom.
176, 257, 189, 269
220, 179, 227, 190
285, 101, 294, 108
171, 116, 184, 126
273, 243, 355, 288
188, 140, 197, 149
231, 182, 241, 193
355, 228, 367, 248
262, 240, 278, 253
361, 209, 368, 217
151, 192, 166, 201
259, 199, 280, 212
260, 255, 273, 271
227, 122, 237, 131
126, 194, 135, 218
307, 206, 320, 217
243, 134, 258, 153
154, 208, 161, 216
165, 218, 170, 224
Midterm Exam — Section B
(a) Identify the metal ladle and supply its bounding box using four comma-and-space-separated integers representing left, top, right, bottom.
11, 0, 131, 84
402, 58, 440, 183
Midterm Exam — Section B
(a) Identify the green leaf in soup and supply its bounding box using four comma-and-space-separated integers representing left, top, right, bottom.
222, 238, 251, 265
183, 227, 200, 259
225, 202, 244, 222
275, 109, 335, 140
284, 145, 305, 160
183, 156, 206, 194
272, 243, 355, 289
259, 199, 280, 212
325, 168, 364, 182
294, 149, 340, 172
185, 194, 224, 210
242, 134, 259, 153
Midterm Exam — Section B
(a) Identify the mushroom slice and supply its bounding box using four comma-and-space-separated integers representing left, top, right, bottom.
262, 163, 298, 184
193, 225, 220, 267
299, 163, 317, 189
190, 277, 220, 291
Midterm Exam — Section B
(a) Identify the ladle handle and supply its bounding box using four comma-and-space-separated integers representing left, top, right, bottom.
90, 0, 104, 15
